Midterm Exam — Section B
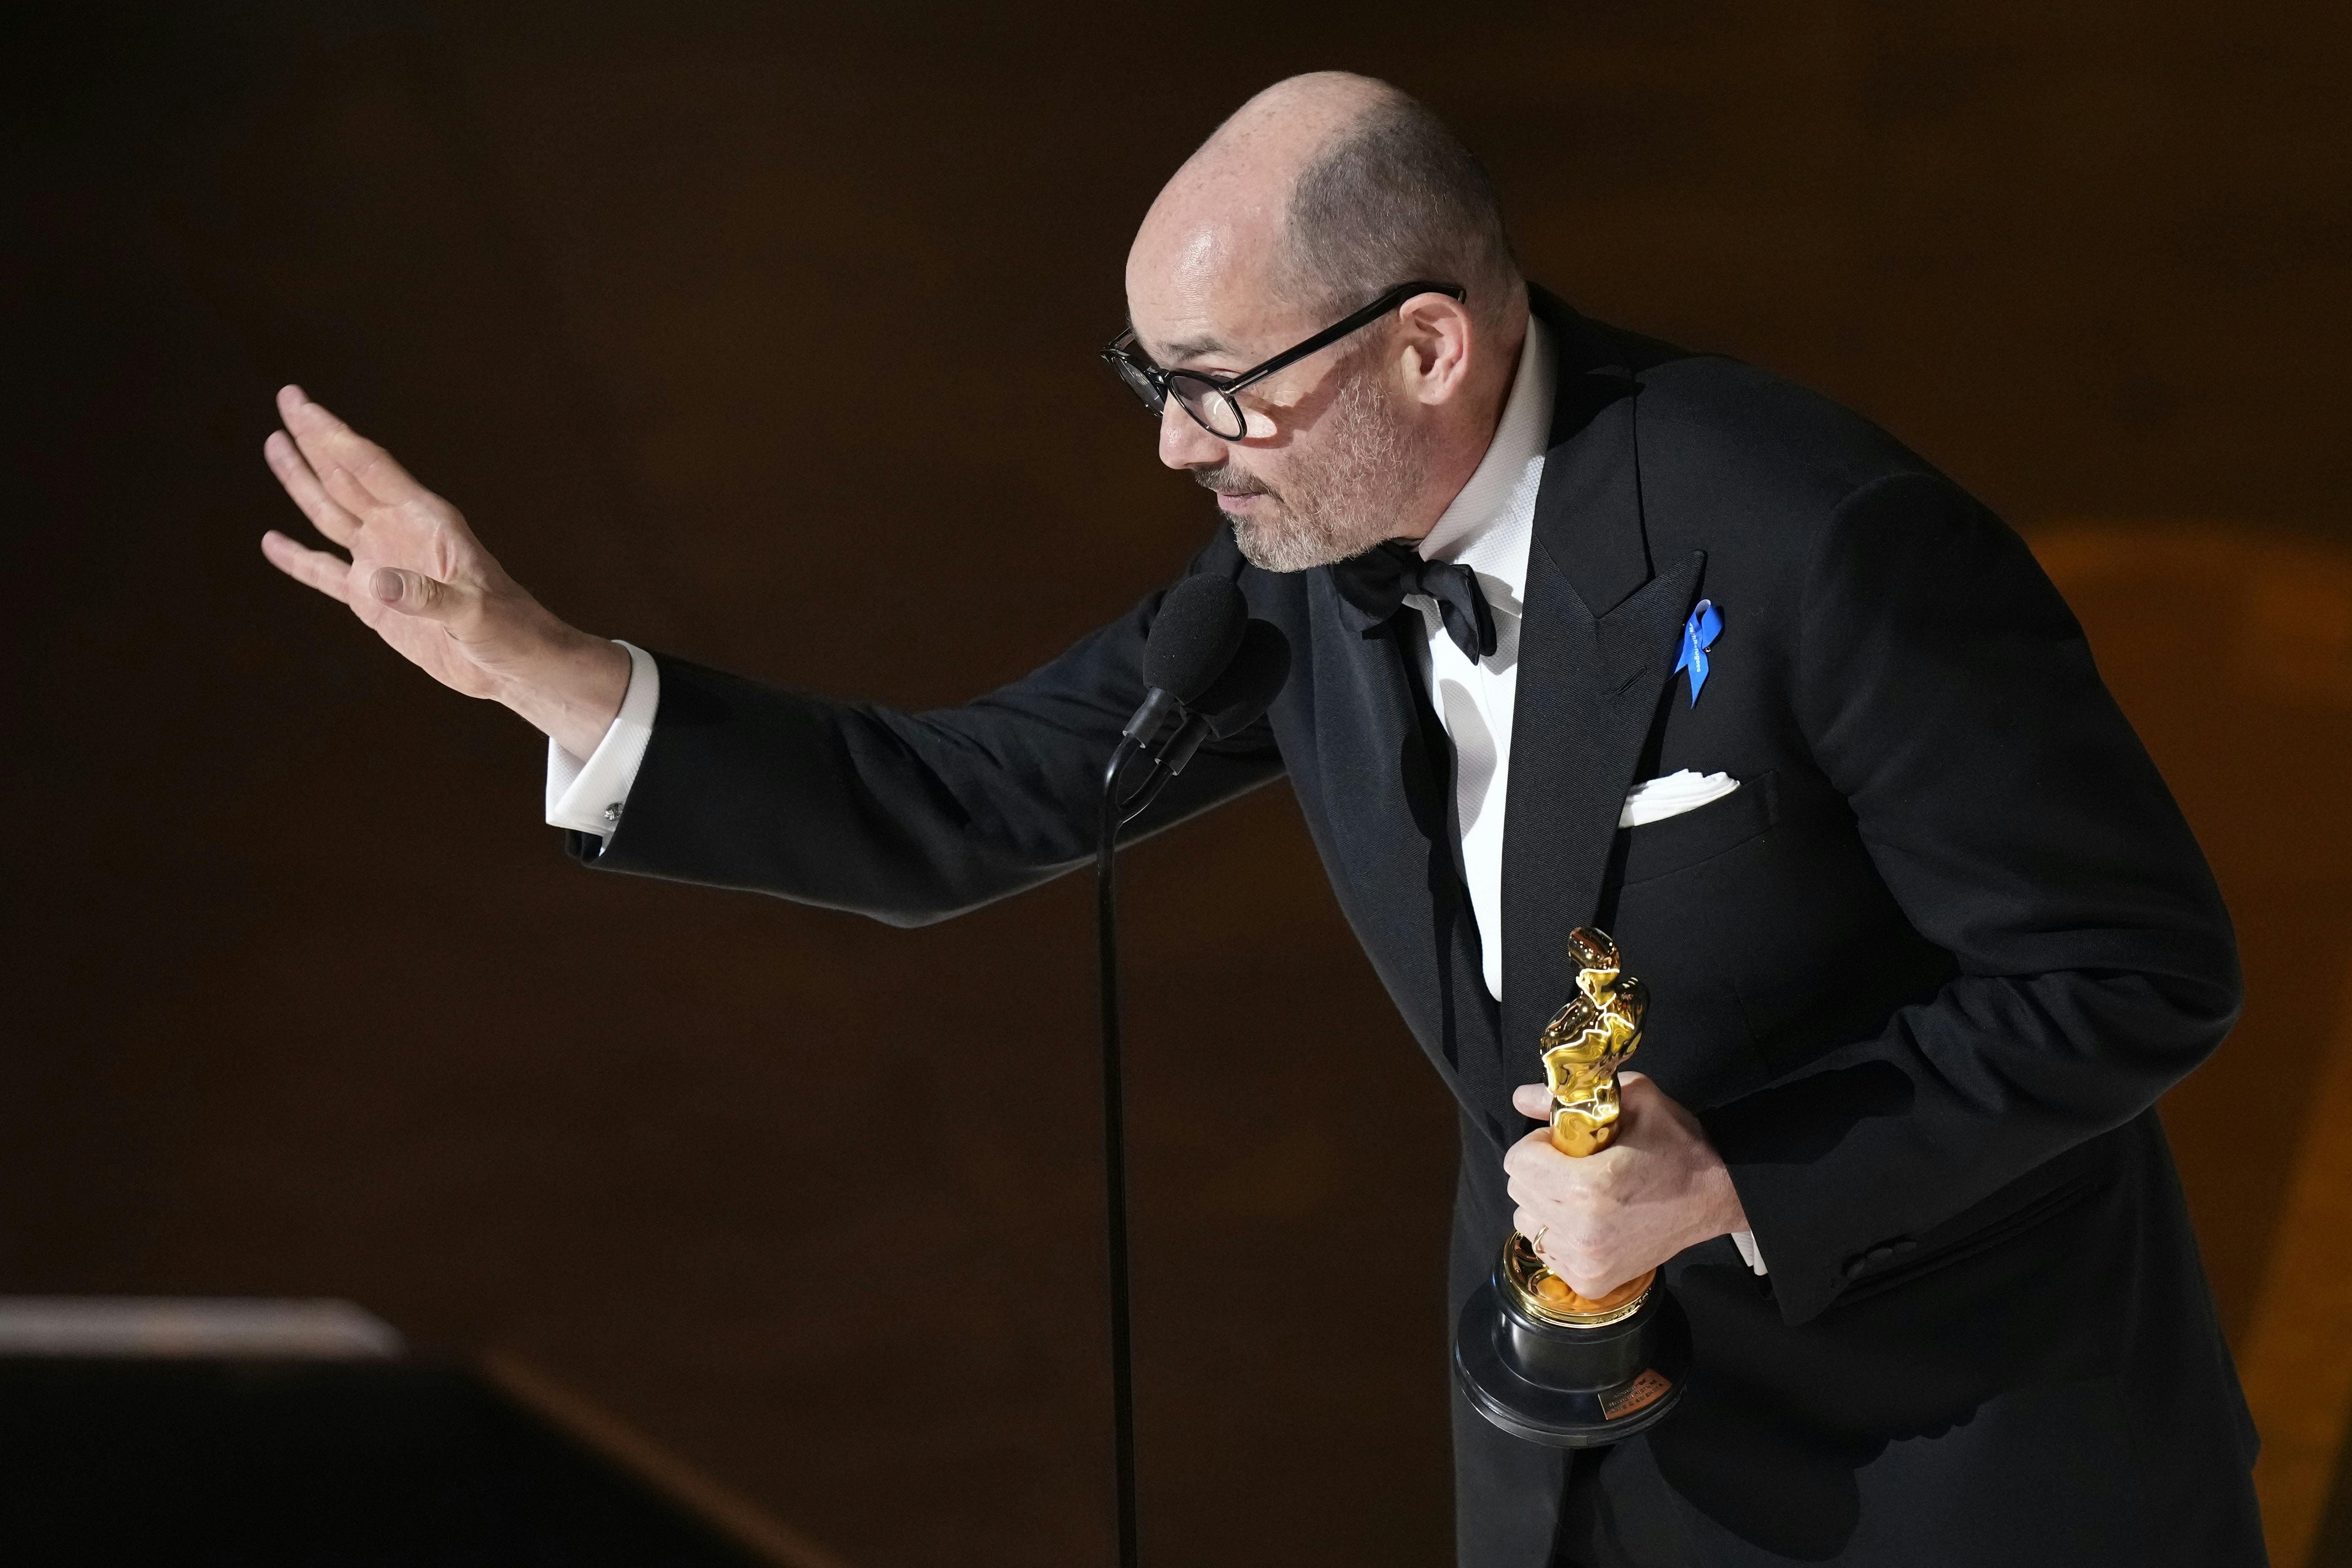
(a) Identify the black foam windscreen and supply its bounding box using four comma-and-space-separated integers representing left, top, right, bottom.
1141, 575, 1248, 702
1194, 619, 1291, 738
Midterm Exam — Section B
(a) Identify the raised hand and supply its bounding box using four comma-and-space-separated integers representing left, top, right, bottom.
259, 385, 630, 757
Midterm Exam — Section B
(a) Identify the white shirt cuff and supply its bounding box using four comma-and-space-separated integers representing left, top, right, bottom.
545, 641, 659, 840
1731, 1229, 1768, 1275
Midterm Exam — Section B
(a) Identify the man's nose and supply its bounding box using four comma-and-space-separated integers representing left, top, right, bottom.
1156, 397, 1226, 470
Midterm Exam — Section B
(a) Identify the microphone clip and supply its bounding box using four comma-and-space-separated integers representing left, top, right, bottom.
1120, 686, 1184, 750
1111, 691, 1202, 827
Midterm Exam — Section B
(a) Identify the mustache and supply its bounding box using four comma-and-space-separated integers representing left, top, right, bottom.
1192, 464, 1275, 500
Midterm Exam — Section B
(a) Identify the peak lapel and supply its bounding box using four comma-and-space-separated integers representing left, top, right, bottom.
1494, 298, 1706, 1097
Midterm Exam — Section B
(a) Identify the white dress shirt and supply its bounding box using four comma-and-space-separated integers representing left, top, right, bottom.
1401, 314, 1554, 1005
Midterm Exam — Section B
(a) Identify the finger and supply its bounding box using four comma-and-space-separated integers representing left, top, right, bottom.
1610, 1073, 1651, 1123
1506, 1172, 1564, 1217
278, 386, 433, 511
263, 430, 361, 548
1516, 1213, 1610, 1292
1511, 1082, 1550, 1119
368, 565, 475, 627
1617, 1074, 1682, 1140
1503, 1124, 1563, 1181
1561, 1266, 1619, 1300
260, 530, 353, 603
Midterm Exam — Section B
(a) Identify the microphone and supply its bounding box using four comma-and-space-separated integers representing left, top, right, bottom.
1122, 574, 1248, 751
1151, 619, 1291, 781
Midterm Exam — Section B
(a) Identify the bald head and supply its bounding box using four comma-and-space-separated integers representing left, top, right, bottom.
1122, 75, 1529, 573
1187, 70, 1406, 201
1127, 72, 1523, 359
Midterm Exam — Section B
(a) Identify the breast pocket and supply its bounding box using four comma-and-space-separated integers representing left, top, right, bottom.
1619, 771, 1779, 885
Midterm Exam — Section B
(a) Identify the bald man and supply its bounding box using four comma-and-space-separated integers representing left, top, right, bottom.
262, 73, 2260, 1568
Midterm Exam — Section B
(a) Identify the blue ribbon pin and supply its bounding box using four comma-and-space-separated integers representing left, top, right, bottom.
1674, 599, 1723, 707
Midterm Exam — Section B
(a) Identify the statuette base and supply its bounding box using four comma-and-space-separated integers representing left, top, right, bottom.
1452, 1259, 1690, 1449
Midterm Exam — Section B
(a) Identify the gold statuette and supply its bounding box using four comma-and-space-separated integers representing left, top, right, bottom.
1454, 925, 1689, 1444
1502, 927, 1656, 1327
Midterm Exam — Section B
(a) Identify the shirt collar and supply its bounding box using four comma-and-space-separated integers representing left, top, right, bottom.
1413, 313, 1554, 593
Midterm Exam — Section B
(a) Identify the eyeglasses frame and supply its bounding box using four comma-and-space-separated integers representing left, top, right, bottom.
1099, 279, 1468, 439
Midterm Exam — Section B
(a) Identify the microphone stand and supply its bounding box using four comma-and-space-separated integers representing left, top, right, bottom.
1091, 704, 1223, 1568
1094, 731, 1147, 1568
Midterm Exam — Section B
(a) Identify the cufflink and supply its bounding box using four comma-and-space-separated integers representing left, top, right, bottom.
602, 802, 622, 827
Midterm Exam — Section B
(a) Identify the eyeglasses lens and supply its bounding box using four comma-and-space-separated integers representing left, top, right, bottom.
1169, 376, 1246, 439
1112, 356, 1163, 416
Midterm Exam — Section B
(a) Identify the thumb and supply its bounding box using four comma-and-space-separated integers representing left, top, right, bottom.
1615, 1070, 1654, 1114
369, 565, 472, 625
1512, 1082, 1551, 1119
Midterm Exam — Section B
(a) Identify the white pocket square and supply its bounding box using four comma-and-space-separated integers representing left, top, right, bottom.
1619, 769, 1741, 828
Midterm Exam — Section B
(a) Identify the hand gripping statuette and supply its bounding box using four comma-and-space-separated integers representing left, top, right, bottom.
1453, 928, 1692, 1446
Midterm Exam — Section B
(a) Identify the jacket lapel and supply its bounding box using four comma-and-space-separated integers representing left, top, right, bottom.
1305, 569, 1498, 1089
1494, 295, 1705, 1101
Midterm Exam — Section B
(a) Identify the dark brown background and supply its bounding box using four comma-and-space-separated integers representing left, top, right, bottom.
7, 3, 2349, 1565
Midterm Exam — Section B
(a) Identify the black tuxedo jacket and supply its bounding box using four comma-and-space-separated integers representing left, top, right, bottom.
575, 289, 2263, 1567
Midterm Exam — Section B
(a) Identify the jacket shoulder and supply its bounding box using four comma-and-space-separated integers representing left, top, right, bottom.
1616, 335, 1935, 497
1571, 319, 1970, 573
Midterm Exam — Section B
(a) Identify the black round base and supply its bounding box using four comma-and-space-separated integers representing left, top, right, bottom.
1452, 1279, 1692, 1448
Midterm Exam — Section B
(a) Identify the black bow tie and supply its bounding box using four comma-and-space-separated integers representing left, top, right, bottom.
1330, 541, 1498, 662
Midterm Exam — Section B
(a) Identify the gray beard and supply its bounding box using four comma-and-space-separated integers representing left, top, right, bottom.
1224, 368, 1426, 574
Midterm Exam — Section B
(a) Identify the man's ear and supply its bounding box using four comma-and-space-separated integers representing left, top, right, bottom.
1396, 293, 1477, 406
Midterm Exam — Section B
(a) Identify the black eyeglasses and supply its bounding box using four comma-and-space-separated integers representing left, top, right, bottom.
1100, 280, 1467, 440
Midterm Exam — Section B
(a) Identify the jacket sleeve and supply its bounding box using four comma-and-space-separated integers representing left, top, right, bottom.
1702, 471, 2241, 1324
571, 570, 1286, 927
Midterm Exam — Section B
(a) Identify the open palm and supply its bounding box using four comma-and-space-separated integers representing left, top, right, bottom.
260, 384, 540, 699
259, 386, 629, 757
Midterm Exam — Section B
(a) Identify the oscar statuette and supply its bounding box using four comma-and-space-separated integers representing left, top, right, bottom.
1452, 928, 1692, 1445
